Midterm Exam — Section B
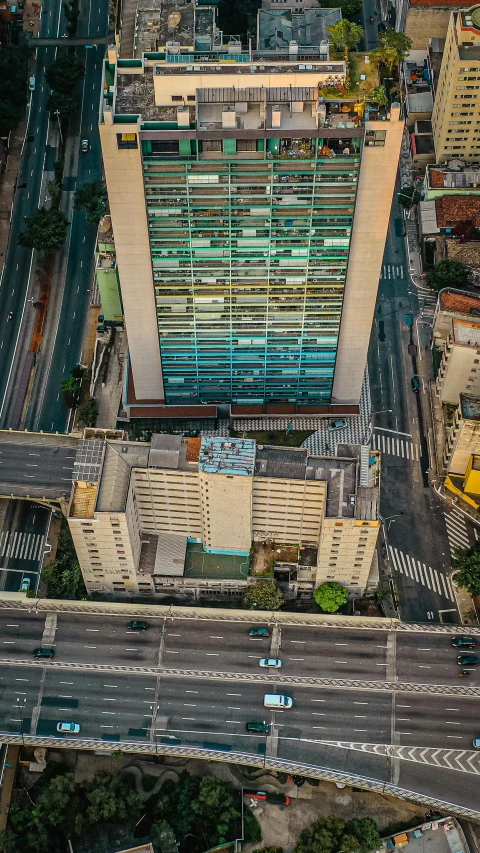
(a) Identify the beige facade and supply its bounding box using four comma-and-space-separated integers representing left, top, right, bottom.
436, 320, 480, 403
332, 106, 404, 406
432, 6, 480, 164
68, 436, 380, 597
445, 393, 480, 472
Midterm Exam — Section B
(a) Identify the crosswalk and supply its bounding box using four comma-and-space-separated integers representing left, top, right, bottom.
382, 263, 405, 281
389, 546, 456, 601
444, 510, 470, 558
0, 531, 45, 565
371, 432, 420, 461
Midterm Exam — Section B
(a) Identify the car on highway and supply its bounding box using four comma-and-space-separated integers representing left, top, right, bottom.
457, 654, 479, 666
259, 658, 282, 668
33, 647, 55, 659
29, 76, 36, 91
328, 419, 347, 432
246, 721, 270, 733
20, 578, 31, 591
249, 626, 270, 637
127, 620, 149, 631
452, 636, 477, 648
57, 722, 81, 734
411, 375, 421, 392
473, 738, 480, 749
264, 693, 293, 709
81, 139, 89, 152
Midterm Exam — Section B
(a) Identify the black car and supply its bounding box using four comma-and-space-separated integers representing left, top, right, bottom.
457, 654, 479, 666
127, 620, 149, 631
452, 636, 477, 648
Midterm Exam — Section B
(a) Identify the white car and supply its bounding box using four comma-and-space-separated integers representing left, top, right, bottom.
259, 658, 283, 668
57, 722, 81, 734
81, 139, 89, 152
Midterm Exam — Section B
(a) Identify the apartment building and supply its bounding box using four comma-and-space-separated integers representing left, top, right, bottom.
99, 0, 403, 422
68, 435, 379, 599
436, 317, 480, 403
432, 5, 480, 163
445, 391, 480, 473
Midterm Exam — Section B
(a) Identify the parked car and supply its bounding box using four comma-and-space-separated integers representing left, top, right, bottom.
57, 722, 81, 734
452, 636, 477, 648
33, 647, 55, 659
411, 375, 421, 392
259, 658, 283, 668
246, 721, 270, 733
249, 626, 270, 637
328, 419, 347, 432
20, 578, 31, 591
457, 654, 479, 666
127, 620, 149, 631
473, 738, 480, 749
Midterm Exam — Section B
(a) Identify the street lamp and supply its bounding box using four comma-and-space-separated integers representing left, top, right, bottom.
382, 513, 401, 531
15, 697, 27, 744
150, 703, 158, 754
53, 110, 63, 145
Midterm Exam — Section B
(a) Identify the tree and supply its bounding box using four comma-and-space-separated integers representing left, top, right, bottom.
60, 375, 81, 406
0, 43, 29, 136
151, 820, 177, 853
46, 90, 78, 119
452, 544, 480, 596
63, 0, 80, 36
295, 815, 347, 853
397, 184, 421, 209
369, 84, 388, 107
74, 179, 109, 224
314, 582, 349, 613
320, 0, 361, 20
254, 848, 284, 853
77, 398, 98, 427
370, 29, 412, 71
243, 580, 285, 610
345, 818, 381, 853
85, 772, 142, 825
18, 208, 69, 253
47, 179, 62, 198
42, 519, 87, 600
327, 20, 363, 52
46, 53, 84, 94
426, 258, 469, 293
192, 776, 240, 845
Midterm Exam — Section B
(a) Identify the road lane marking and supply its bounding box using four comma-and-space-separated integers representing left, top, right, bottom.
2, 641, 15, 644
334, 660, 348, 664
85, 629, 99, 632
104, 685, 118, 688
397, 718, 410, 721
312, 699, 325, 702
206, 653, 219, 656
354, 715, 367, 718
185, 690, 198, 694
335, 643, 348, 646
165, 650, 178, 653
60, 682, 73, 685
446, 708, 459, 711
289, 658, 304, 661
84, 645, 96, 649
184, 703, 196, 707
103, 698, 116, 702
445, 721, 461, 725
225, 720, 241, 724
354, 729, 367, 732
167, 633, 181, 637
447, 735, 463, 739
397, 704, 410, 708
290, 640, 305, 644
354, 702, 368, 705
210, 636, 223, 639
227, 693, 241, 696
7, 625, 19, 628
182, 717, 195, 720
15, 678, 28, 682
312, 712, 326, 716
418, 665, 431, 668
102, 711, 116, 715
59, 695, 73, 699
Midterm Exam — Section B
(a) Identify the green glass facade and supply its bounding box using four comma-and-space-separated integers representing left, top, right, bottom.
143, 144, 361, 407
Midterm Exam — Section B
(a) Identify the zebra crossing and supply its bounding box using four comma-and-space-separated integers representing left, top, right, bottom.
0, 531, 45, 565
444, 510, 470, 558
371, 431, 420, 461
389, 546, 456, 601
382, 263, 405, 281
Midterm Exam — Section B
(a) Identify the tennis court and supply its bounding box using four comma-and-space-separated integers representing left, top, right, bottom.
184, 542, 250, 580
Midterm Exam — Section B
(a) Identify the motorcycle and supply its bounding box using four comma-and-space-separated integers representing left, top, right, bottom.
369, 16, 375, 23
7, 312, 13, 321
458, 669, 470, 677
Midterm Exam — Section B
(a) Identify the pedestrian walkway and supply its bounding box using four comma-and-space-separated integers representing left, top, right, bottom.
444, 510, 470, 558
389, 546, 456, 600
0, 531, 45, 564
381, 263, 405, 280
372, 431, 420, 461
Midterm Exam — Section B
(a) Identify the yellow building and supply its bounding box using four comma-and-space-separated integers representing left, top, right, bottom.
432, 5, 480, 163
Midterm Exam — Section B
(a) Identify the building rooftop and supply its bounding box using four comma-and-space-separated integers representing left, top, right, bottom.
257, 8, 340, 52
69, 483, 98, 519
148, 433, 182, 469
428, 164, 480, 190
436, 195, 480, 228
96, 441, 149, 512
460, 392, 480, 421
439, 288, 480, 315
412, 134, 434, 155
199, 437, 256, 476
436, 235, 480, 271
452, 319, 480, 346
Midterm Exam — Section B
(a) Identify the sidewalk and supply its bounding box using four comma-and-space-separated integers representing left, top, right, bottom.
0, 745, 20, 832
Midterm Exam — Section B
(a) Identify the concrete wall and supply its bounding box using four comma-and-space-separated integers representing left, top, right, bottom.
252, 477, 325, 544
332, 107, 404, 405
316, 518, 379, 592
99, 111, 164, 400
69, 512, 140, 595
132, 467, 202, 537
200, 471, 252, 553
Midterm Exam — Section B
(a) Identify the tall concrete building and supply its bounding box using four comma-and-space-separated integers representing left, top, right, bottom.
68, 435, 380, 599
432, 5, 480, 163
100, 0, 403, 423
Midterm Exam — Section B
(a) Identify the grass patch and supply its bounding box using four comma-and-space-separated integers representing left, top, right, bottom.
230, 429, 312, 447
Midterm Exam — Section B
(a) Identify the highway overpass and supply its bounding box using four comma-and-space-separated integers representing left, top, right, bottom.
0, 431, 77, 500
0, 602, 480, 818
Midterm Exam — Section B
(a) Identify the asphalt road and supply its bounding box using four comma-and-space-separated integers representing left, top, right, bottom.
368, 188, 456, 624
0, 438, 76, 498
0, 501, 50, 593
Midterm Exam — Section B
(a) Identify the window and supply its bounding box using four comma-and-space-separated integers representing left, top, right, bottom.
187, 95, 195, 101
365, 129, 386, 147
171, 95, 183, 102
117, 133, 138, 150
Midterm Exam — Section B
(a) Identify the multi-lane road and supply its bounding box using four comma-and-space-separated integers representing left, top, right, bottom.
2, 608, 480, 815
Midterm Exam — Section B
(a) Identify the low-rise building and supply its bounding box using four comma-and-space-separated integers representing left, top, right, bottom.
445, 391, 480, 474
436, 317, 480, 403
68, 435, 380, 600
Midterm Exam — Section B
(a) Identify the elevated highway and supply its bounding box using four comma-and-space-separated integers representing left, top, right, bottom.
0, 601, 479, 818
0, 431, 77, 501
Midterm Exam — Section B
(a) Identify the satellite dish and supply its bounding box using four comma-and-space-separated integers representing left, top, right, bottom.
168, 10, 181, 28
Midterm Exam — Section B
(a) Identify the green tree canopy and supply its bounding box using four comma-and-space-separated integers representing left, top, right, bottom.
314, 582, 349, 613
397, 184, 421, 209
295, 815, 348, 853
45, 53, 84, 94
77, 398, 98, 427
0, 43, 29, 136
327, 19, 364, 51
452, 543, 480, 596
243, 580, 285, 610
60, 375, 81, 406
151, 820, 177, 853
370, 84, 388, 107
18, 208, 69, 253
85, 772, 142, 825
42, 519, 86, 600
426, 258, 469, 292
192, 776, 241, 845
320, 0, 361, 19
47, 91, 78, 119
63, 0, 80, 36
74, 179, 109, 224
370, 29, 412, 71
345, 818, 382, 853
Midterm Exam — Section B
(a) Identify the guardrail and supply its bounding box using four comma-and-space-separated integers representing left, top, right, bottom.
1, 732, 479, 821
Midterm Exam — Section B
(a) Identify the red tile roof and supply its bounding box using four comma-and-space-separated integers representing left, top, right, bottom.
435, 195, 480, 228
429, 169, 446, 188
410, 0, 465, 6
440, 288, 480, 313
